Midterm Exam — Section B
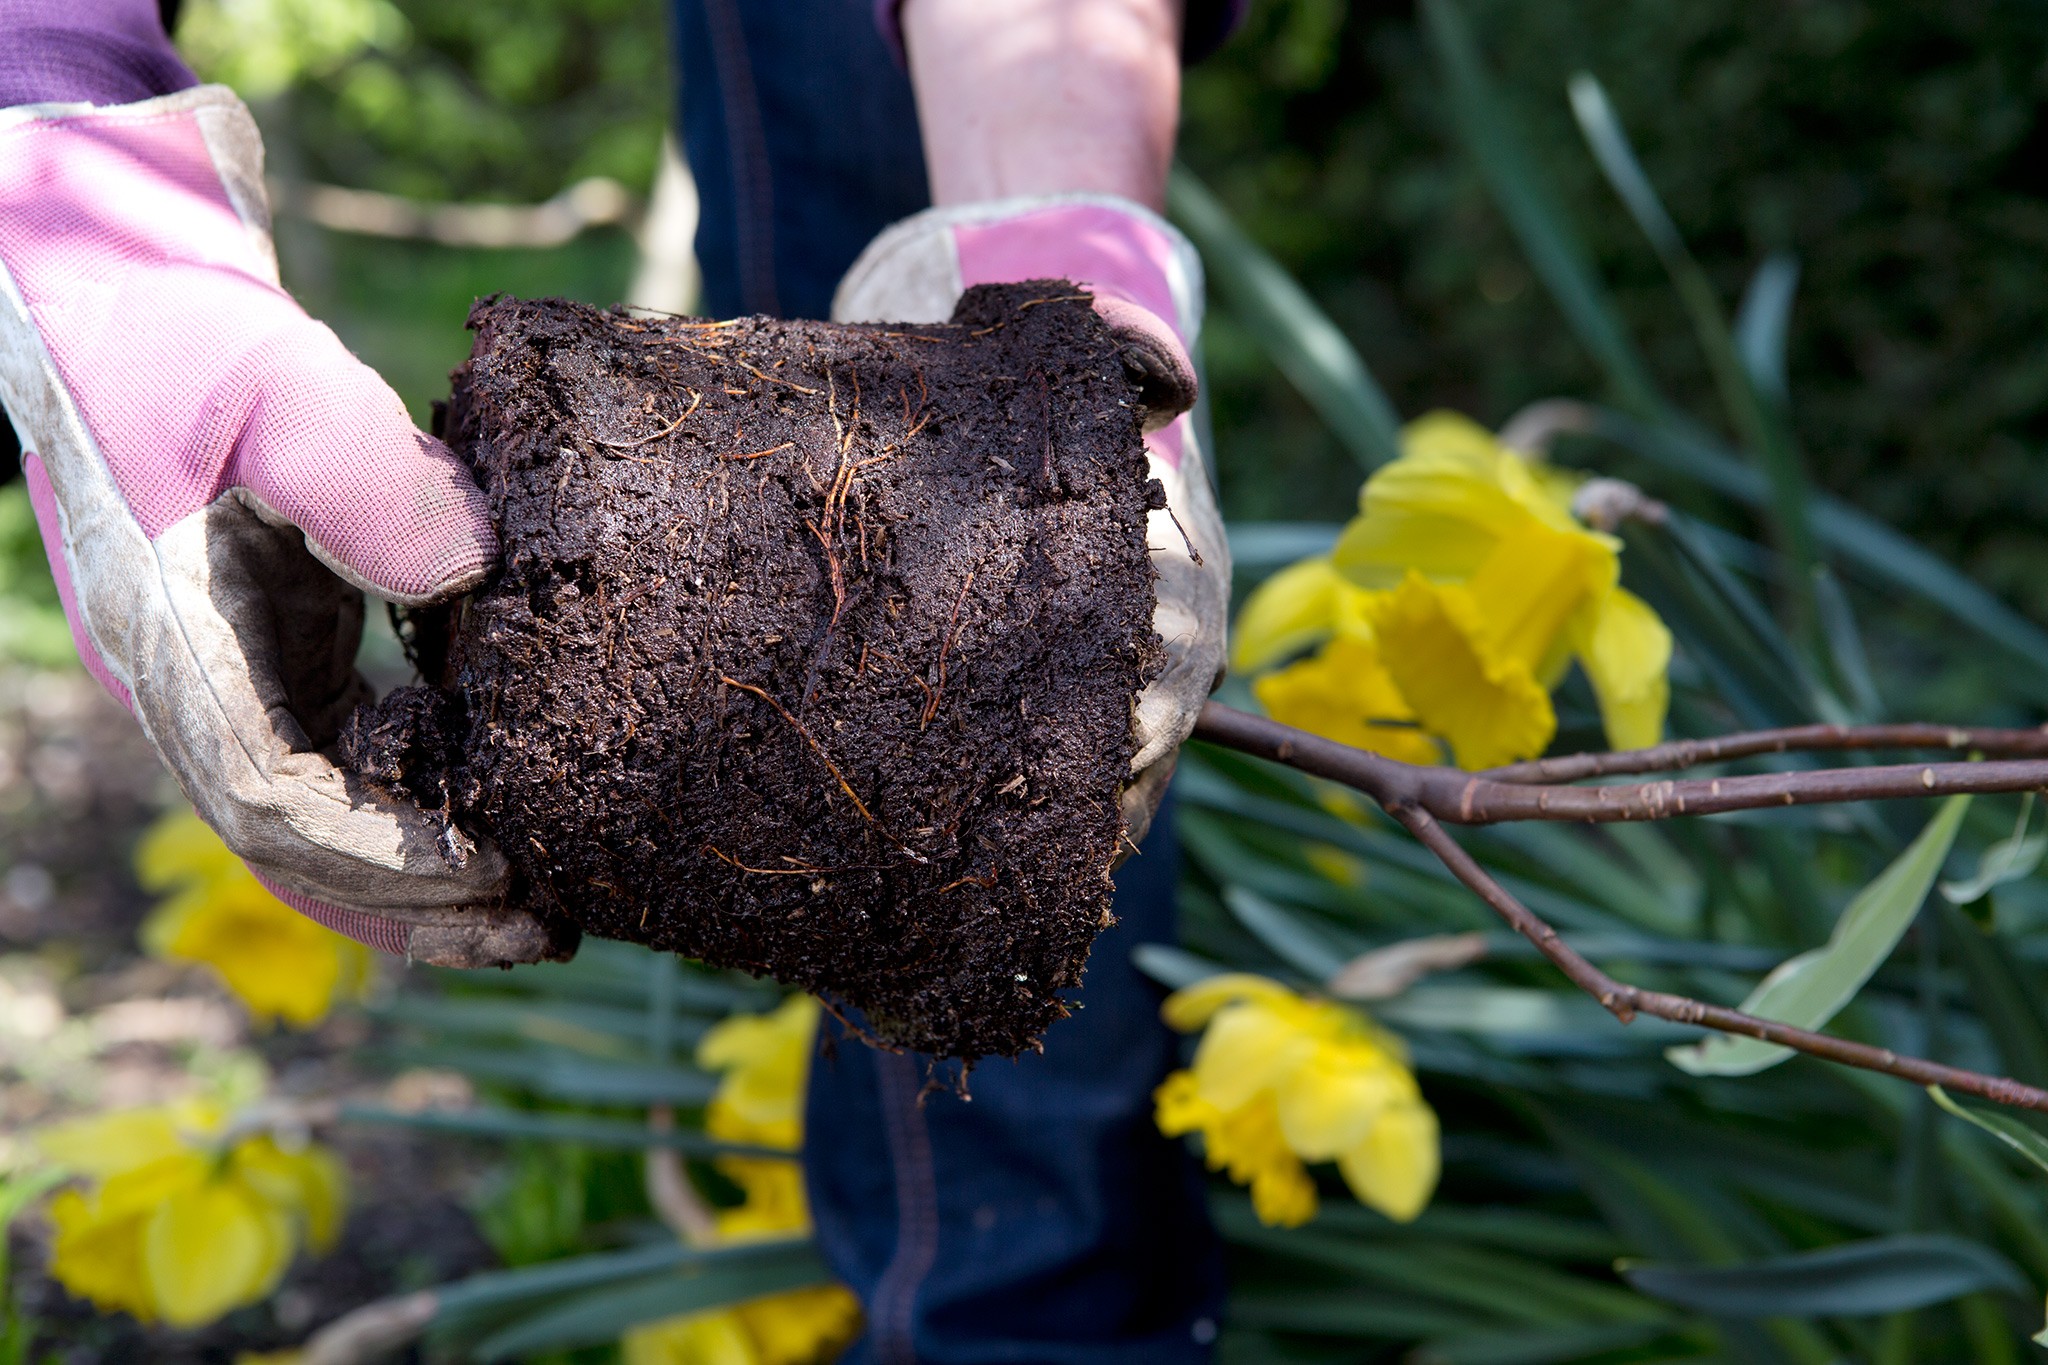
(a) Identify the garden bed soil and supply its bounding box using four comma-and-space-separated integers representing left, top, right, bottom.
344, 285, 1164, 1059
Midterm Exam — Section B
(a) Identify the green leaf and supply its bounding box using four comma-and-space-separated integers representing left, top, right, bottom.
1928, 1085, 2048, 1177
336, 1102, 784, 1157
1414, 1321, 1687, 1365
1620, 1235, 2027, 1317
1594, 411, 2048, 682
432, 1239, 698, 1319
382, 1042, 718, 1105
1225, 887, 1350, 979
472, 1244, 830, 1360
1941, 796, 2043, 905
1734, 252, 1800, 405
1225, 521, 1343, 573
1938, 907, 2048, 1084
1568, 71, 1824, 611
1811, 565, 1882, 720
1131, 942, 1226, 992
1420, 0, 1660, 416
375, 994, 704, 1056
1667, 794, 1969, 1076
1168, 167, 1402, 471
1378, 985, 1699, 1055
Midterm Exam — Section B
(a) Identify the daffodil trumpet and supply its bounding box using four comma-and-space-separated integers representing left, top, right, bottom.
1187, 699, 2048, 1117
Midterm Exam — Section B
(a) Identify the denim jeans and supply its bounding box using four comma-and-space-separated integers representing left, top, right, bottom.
669, 4, 1224, 1358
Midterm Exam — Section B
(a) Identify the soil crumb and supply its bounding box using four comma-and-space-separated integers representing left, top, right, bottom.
344, 285, 1164, 1059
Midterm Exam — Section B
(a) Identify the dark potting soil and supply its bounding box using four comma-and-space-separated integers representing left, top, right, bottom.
343, 285, 1164, 1059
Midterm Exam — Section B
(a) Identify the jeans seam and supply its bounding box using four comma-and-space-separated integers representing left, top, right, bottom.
697, 0, 779, 315
871, 1052, 939, 1365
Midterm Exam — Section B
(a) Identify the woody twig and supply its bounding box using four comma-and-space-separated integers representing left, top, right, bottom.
1191, 701, 2048, 1114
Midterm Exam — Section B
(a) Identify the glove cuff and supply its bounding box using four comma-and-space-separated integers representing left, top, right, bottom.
831, 191, 1205, 342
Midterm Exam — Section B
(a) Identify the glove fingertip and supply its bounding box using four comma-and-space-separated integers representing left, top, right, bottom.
234, 332, 500, 605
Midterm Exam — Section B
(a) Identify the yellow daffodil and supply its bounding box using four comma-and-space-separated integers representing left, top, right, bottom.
1155, 974, 1438, 1227
1234, 559, 1442, 767
1336, 412, 1670, 765
35, 1101, 343, 1327
136, 810, 372, 1028
621, 995, 861, 1364
614, 1285, 856, 1365
622, 1286, 864, 1365
1232, 412, 1672, 770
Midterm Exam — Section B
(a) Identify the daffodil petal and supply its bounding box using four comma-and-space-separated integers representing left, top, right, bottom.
735, 1283, 865, 1364
1372, 572, 1556, 769
1161, 973, 1299, 1033
1333, 412, 1539, 589
1251, 636, 1442, 768
1273, 1044, 1407, 1161
1580, 587, 1672, 752
1463, 519, 1617, 671
133, 810, 244, 896
36, 1109, 188, 1179
1190, 1002, 1317, 1112
46, 1186, 157, 1321
622, 1309, 756, 1365
144, 1179, 290, 1327
1337, 1101, 1441, 1224
1232, 556, 1358, 673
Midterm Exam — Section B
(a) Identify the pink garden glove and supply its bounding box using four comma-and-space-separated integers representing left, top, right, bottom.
834, 195, 1232, 841
0, 86, 559, 966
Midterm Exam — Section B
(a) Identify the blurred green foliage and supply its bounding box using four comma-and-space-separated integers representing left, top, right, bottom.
181, 0, 668, 201
1182, 0, 2048, 621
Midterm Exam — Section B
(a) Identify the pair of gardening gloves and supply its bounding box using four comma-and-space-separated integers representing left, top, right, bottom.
0, 87, 1230, 966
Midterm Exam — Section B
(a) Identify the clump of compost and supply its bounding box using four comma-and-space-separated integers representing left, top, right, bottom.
344, 285, 1164, 1059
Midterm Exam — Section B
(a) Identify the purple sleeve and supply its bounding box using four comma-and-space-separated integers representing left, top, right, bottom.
0, 0, 197, 109
873, 0, 1247, 67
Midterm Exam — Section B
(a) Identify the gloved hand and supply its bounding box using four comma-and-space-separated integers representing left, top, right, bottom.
0, 86, 560, 966
835, 194, 1231, 843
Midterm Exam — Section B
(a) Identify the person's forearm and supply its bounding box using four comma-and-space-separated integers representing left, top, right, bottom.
899, 0, 1182, 211
0, 0, 195, 108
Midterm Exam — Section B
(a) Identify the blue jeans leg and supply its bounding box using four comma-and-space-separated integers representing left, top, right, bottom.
671, 0, 928, 320
669, 8, 1224, 1353
804, 800, 1225, 1365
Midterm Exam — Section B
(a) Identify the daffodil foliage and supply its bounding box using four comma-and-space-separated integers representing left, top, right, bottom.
136, 810, 372, 1029
1235, 412, 1671, 769
622, 995, 862, 1365
1157, 974, 1438, 1227
34, 1101, 343, 1328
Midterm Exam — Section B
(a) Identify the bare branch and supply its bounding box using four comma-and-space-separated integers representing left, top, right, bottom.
1192, 703, 2048, 826
1484, 721, 2048, 784
1391, 803, 2048, 1113
1191, 701, 2048, 1114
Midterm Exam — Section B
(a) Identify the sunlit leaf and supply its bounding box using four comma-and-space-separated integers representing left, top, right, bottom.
1667, 794, 1969, 1076
1940, 796, 2043, 906
1928, 1086, 2048, 1178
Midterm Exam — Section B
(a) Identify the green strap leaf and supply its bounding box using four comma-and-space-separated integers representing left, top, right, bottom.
1667, 794, 1970, 1076
1420, 0, 1661, 417
1594, 412, 2048, 681
1734, 252, 1801, 405
1568, 70, 1824, 623
337, 1102, 786, 1158
1167, 167, 1402, 471
1928, 1085, 2048, 1178
1940, 795, 2043, 906
1620, 1234, 2027, 1317
472, 1246, 831, 1360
